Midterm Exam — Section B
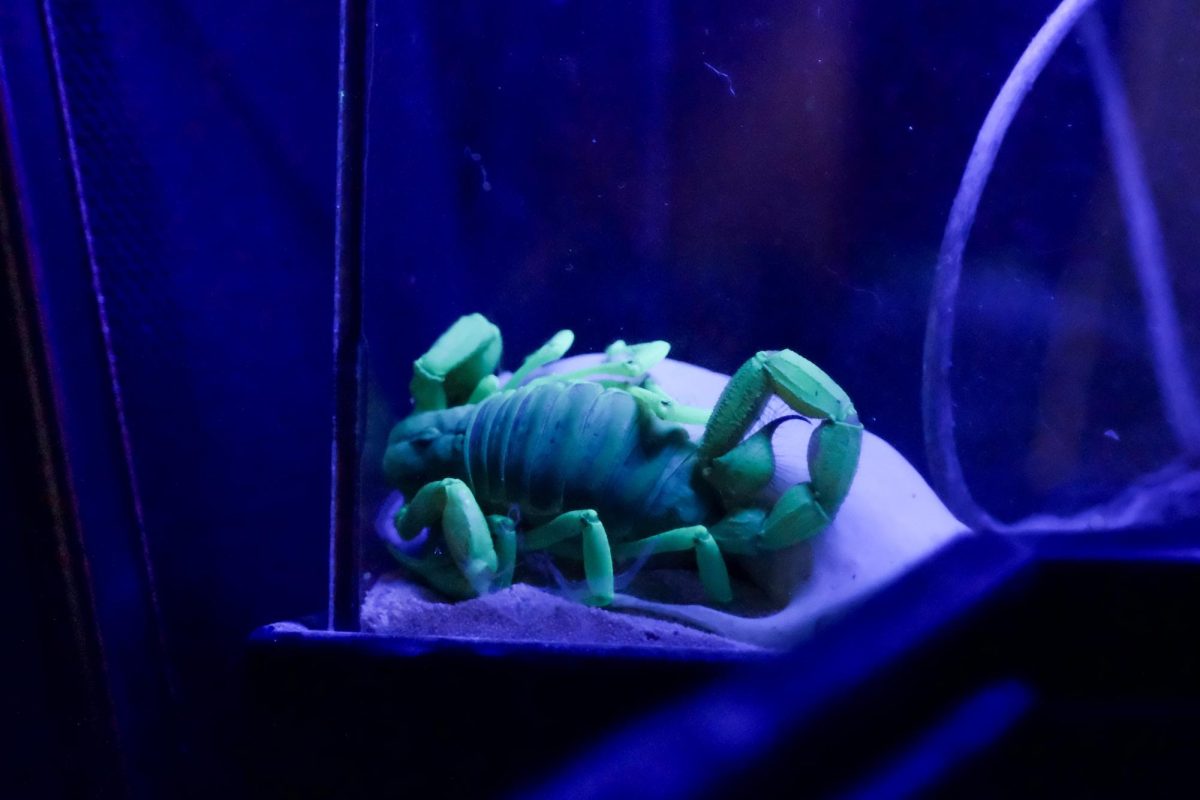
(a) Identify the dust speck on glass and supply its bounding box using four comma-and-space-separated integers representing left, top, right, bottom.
350, 0, 1200, 648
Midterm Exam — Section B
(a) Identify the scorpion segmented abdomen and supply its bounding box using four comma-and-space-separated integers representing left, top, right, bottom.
509, 382, 568, 511
523, 382, 591, 513
465, 383, 582, 512
463, 383, 643, 515
465, 388, 504, 504
562, 388, 643, 517
463, 381, 704, 536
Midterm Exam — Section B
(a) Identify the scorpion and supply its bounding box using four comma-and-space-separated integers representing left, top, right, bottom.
382, 313, 863, 606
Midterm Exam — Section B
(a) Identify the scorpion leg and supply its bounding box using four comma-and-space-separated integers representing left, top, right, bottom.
411, 314, 502, 412
548, 339, 671, 383
625, 379, 712, 425
502, 329, 575, 390
385, 548, 475, 599
391, 478, 502, 596
488, 514, 518, 589
612, 526, 733, 604
699, 350, 863, 548
393, 513, 515, 597
520, 510, 614, 606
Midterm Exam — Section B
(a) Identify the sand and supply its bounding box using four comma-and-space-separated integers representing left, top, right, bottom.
361, 572, 763, 652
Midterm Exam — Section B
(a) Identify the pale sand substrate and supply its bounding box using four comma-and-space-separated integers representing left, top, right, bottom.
362, 572, 765, 652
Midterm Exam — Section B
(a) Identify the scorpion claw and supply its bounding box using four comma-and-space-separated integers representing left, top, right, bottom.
701, 349, 862, 549
411, 314, 502, 412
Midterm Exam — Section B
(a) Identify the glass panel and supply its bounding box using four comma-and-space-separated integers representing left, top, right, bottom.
356, 1, 1200, 647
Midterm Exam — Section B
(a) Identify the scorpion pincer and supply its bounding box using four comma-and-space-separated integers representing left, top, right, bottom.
382, 313, 863, 607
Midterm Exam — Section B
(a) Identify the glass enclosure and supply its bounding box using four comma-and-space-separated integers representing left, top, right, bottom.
352, 0, 1200, 647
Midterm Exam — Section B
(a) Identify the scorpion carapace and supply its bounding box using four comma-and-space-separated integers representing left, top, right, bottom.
382, 313, 863, 607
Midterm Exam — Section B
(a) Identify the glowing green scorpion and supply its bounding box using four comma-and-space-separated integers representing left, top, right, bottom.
382, 314, 863, 606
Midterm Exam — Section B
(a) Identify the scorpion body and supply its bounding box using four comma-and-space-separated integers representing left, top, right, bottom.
389, 380, 718, 542
383, 314, 863, 606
